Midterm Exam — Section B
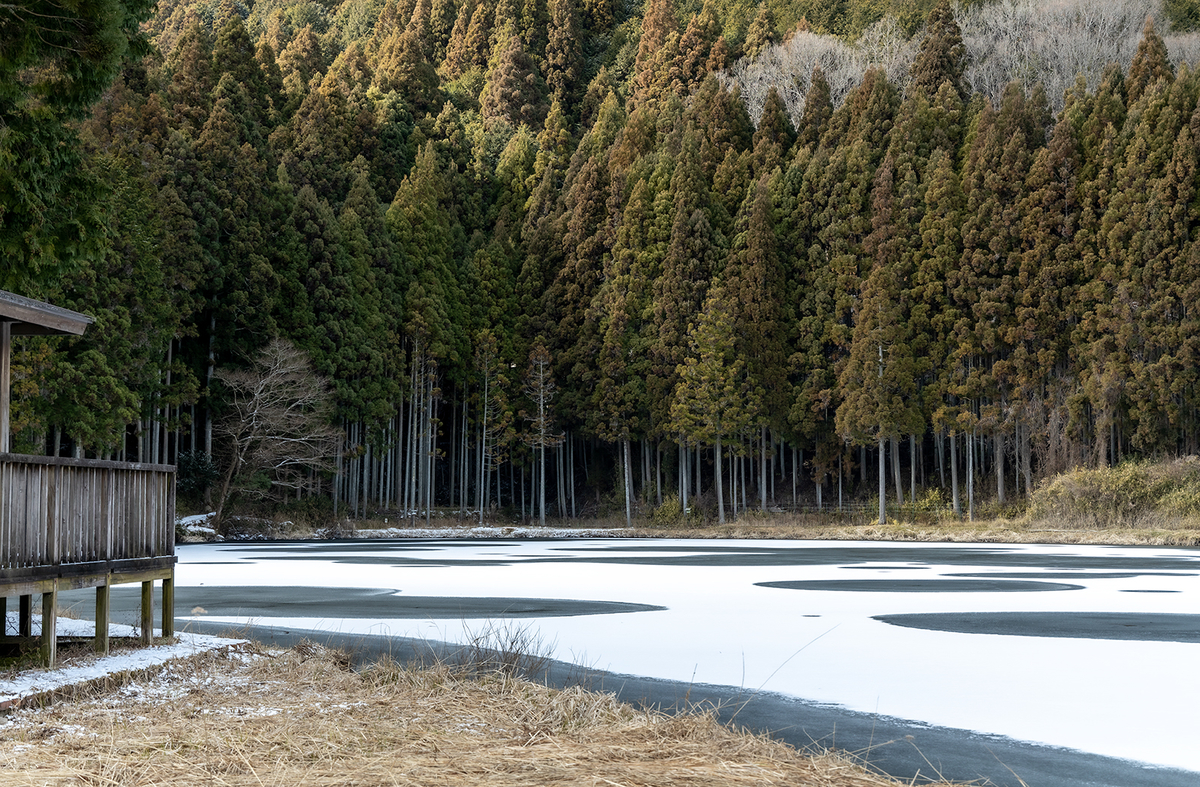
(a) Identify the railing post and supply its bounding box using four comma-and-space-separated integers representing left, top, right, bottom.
96, 583, 110, 655
140, 580, 153, 645
41, 584, 57, 666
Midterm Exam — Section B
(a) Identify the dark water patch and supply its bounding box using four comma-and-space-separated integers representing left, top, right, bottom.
947, 571, 1194, 580
756, 579, 1083, 593
876, 611, 1200, 642
60, 586, 664, 620
1120, 589, 1181, 593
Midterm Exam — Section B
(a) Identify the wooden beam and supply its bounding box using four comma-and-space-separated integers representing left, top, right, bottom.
1, 320, 9, 453
41, 586, 57, 666
95, 584, 110, 655
140, 581, 153, 645
161, 575, 174, 639
0, 291, 91, 336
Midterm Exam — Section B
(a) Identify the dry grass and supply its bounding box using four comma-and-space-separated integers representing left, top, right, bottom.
0, 643, 971, 787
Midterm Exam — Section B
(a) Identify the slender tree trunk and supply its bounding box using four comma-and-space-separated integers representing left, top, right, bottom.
950, 431, 961, 517
967, 430, 975, 522
1022, 422, 1033, 497
731, 448, 738, 517
996, 430, 1006, 505
680, 439, 688, 512
792, 446, 798, 507
838, 451, 843, 512
715, 436, 725, 525
910, 435, 916, 507
656, 441, 662, 506
891, 435, 903, 505
623, 438, 633, 527
878, 438, 886, 525
760, 426, 767, 511
557, 440, 567, 517
570, 435, 577, 518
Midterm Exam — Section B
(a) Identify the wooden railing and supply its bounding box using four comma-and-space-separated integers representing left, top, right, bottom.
0, 454, 175, 579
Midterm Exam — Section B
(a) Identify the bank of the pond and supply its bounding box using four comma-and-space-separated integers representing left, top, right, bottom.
182, 512, 1200, 547
0, 641, 968, 787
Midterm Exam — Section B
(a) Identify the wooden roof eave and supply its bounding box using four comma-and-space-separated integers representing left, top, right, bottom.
0, 290, 92, 336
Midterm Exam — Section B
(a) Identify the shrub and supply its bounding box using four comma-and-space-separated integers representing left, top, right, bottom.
1028, 457, 1200, 527
651, 495, 685, 527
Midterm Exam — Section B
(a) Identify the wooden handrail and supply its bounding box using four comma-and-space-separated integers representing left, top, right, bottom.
1, 454, 175, 572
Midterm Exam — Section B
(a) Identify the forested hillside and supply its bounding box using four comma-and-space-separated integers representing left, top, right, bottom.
8, 0, 1200, 523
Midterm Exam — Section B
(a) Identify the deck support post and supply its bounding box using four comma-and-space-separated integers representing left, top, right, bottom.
19, 594, 31, 637
161, 575, 174, 638
0, 597, 6, 634
41, 586, 56, 666
140, 581, 153, 645
95, 584, 110, 655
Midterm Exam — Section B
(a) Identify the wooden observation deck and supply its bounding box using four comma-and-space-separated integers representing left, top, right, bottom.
0, 291, 175, 666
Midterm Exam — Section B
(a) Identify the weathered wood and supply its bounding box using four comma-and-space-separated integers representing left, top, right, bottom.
162, 577, 174, 639
140, 581, 153, 645
41, 586, 56, 666
95, 584, 110, 655
0, 291, 91, 337
1, 321, 10, 453
1, 455, 174, 573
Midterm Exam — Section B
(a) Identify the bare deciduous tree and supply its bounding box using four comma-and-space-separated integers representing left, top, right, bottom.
724, 0, 1195, 124
212, 339, 339, 529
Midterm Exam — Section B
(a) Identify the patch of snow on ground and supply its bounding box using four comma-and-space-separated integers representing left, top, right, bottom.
0, 614, 245, 709
178, 511, 216, 537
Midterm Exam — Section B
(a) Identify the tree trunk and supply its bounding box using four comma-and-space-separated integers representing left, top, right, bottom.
891, 435, 903, 505
623, 438, 632, 527
967, 430, 975, 522
910, 435, 916, 506
950, 431, 961, 517
878, 437, 886, 525
760, 426, 767, 511
715, 436, 725, 525
996, 430, 1006, 505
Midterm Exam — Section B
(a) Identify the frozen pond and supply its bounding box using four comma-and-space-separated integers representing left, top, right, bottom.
68, 538, 1200, 784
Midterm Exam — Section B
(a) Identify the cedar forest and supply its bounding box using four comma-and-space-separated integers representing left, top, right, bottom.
6, 0, 1200, 525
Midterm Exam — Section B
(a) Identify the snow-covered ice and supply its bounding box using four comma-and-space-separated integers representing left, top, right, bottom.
171, 538, 1200, 773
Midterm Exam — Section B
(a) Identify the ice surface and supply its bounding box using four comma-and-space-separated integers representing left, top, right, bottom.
174, 539, 1200, 772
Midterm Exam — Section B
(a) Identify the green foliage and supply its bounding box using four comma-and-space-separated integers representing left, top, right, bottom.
650, 493, 687, 526
178, 449, 220, 497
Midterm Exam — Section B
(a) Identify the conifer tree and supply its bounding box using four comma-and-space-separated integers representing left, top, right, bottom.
797, 65, 832, 150
752, 87, 796, 175
480, 33, 548, 129
907, 0, 966, 103
545, 0, 583, 107
649, 129, 724, 433
630, 0, 682, 108
743, 4, 778, 60
1127, 17, 1174, 105
677, 3, 720, 92
670, 292, 759, 524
